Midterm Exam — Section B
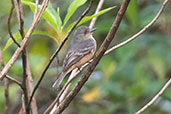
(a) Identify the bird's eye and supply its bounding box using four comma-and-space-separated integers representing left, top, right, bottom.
84, 30, 88, 35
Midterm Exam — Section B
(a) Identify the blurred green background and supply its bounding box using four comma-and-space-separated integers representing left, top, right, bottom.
0, 0, 171, 114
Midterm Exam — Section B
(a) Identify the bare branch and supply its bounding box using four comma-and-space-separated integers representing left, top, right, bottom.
8, 0, 21, 47
52, 0, 130, 113
26, 57, 38, 114
34, 0, 39, 19
105, 0, 169, 55
28, 0, 94, 111
0, 51, 10, 114
0, 50, 4, 69
4, 78, 10, 114
16, 1, 30, 111
89, 0, 104, 29
16, 0, 25, 38
0, 0, 50, 81
135, 78, 171, 114
6, 75, 23, 87
46, 69, 79, 114
1, 49, 23, 88
19, 95, 26, 114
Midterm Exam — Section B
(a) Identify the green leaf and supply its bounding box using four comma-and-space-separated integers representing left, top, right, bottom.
3, 29, 56, 51
3, 32, 22, 51
63, 0, 87, 28
22, 0, 61, 31
47, 3, 62, 31
67, 6, 116, 31
125, 0, 138, 26
56, 7, 62, 31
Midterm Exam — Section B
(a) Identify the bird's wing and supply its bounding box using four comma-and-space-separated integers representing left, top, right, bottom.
63, 46, 94, 72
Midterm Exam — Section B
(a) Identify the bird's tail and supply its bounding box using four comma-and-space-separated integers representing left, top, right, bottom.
52, 72, 66, 90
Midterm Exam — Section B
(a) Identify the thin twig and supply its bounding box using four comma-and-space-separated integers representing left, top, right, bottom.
0, 0, 50, 81
53, 0, 130, 113
34, 0, 39, 19
6, 75, 23, 88
89, 0, 104, 29
0, 51, 22, 88
135, 78, 171, 114
105, 0, 169, 55
19, 95, 26, 114
26, 57, 38, 114
4, 78, 10, 114
59, 69, 78, 102
46, 69, 78, 114
28, 0, 93, 111
8, 0, 21, 47
16, 0, 25, 38
16, 0, 29, 111
0, 51, 10, 114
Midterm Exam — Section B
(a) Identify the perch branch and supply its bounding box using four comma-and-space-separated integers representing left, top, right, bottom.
46, 69, 79, 114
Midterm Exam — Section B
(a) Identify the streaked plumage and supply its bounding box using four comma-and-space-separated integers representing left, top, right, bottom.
52, 26, 96, 89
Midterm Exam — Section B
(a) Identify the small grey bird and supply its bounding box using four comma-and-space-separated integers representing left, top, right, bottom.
52, 26, 97, 89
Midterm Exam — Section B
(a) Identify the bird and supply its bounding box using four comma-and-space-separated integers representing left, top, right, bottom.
52, 26, 97, 90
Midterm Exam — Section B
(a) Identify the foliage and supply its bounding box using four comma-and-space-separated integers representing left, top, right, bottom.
0, 0, 171, 114
3, 0, 115, 51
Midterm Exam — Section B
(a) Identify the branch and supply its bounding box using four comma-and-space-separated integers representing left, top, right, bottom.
16, 0, 25, 38
53, 0, 130, 113
89, 0, 104, 29
6, 75, 23, 87
135, 78, 171, 114
0, 0, 50, 80
8, 0, 20, 47
34, 0, 39, 19
4, 78, 10, 114
27, 0, 93, 111
0, 51, 10, 114
45, 69, 79, 114
0, 51, 23, 88
19, 95, 26, 114
105, 0, 169, 55
26, 57, 38, 114
16, 0, 29, 109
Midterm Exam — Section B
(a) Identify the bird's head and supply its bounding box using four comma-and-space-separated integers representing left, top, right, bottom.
74, 26, 96, 40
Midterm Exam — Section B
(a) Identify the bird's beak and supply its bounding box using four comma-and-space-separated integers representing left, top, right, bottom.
90, 28, 96, 33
